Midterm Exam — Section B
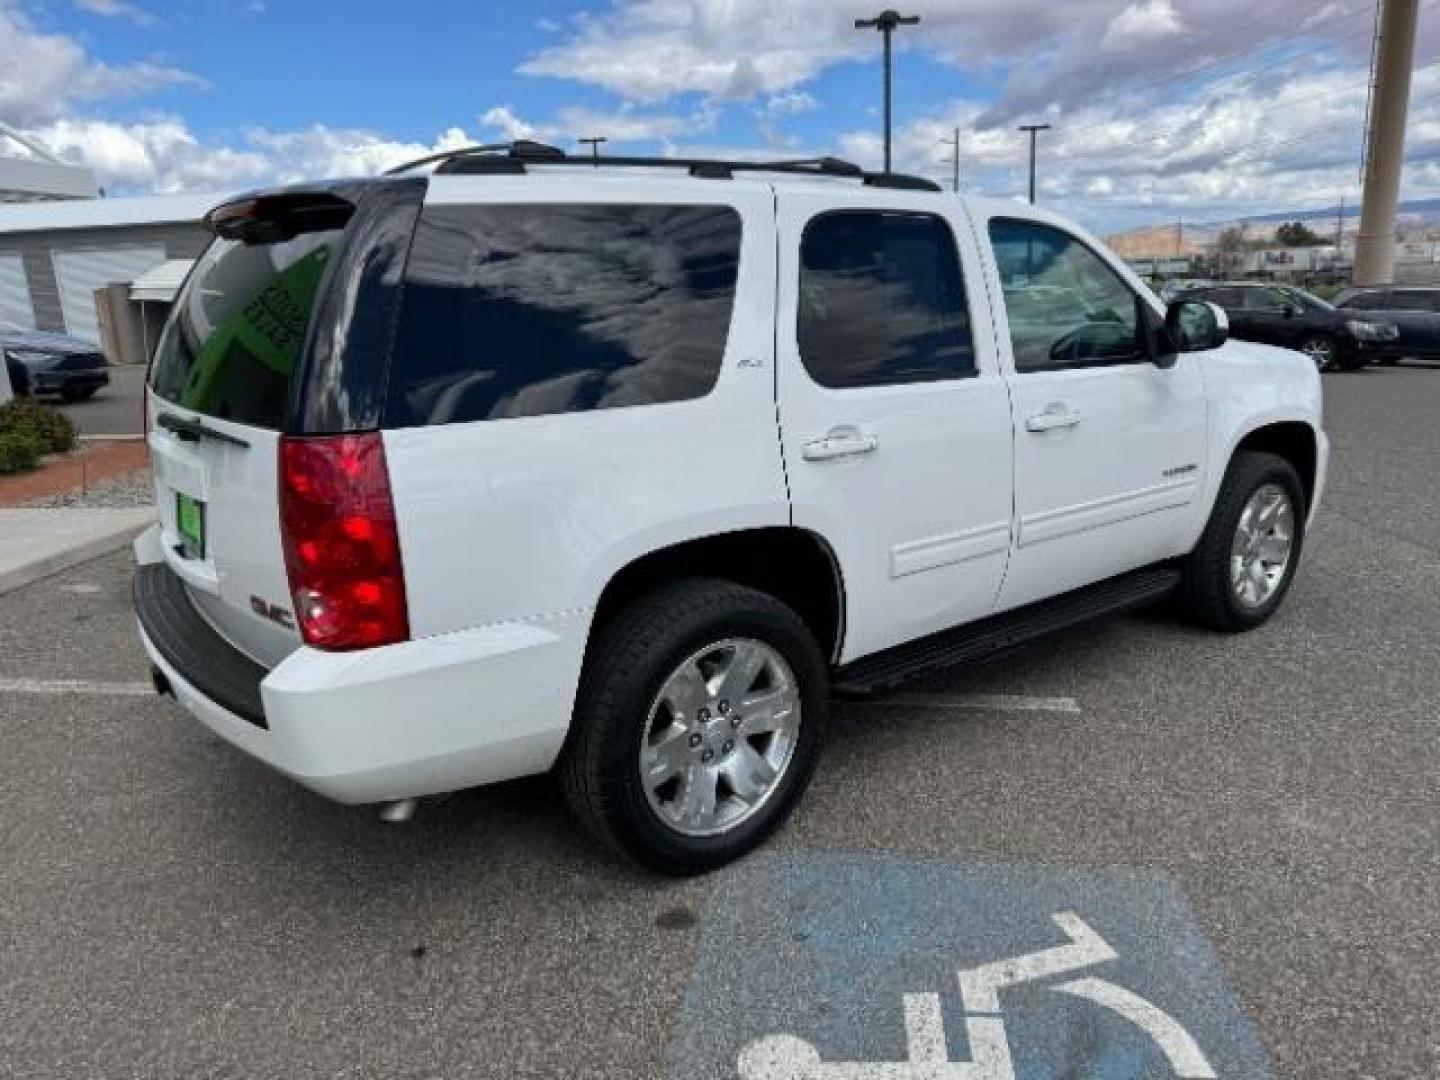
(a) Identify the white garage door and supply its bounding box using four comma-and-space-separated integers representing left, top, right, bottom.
53, 246, 166, 344
0, 254, 35, 330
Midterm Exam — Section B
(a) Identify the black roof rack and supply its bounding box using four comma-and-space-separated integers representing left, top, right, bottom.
385, 140, 941, 192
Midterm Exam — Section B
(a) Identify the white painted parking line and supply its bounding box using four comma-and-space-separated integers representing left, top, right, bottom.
0, 678, 153, 697
860, 693, 1081, 715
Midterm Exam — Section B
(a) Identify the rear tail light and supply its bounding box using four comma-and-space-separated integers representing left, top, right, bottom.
279, 433, 409, 651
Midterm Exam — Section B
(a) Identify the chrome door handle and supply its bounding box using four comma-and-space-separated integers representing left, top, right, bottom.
1025, 409, 1081, 433
802, 428, 879, 461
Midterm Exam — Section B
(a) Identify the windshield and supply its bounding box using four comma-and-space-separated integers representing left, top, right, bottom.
149, 230, 341, 430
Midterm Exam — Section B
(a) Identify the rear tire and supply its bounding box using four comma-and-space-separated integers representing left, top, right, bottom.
1180, 451, 1305, 632
559, 578, 827, 875
60, 385, 97, 402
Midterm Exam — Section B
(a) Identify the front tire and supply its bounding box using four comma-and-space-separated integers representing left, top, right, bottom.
559, 578, 827, 875
1180, 451, 1305, 632
1299, 335, 1338, 372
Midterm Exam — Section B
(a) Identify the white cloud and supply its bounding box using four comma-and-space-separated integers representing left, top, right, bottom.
22, 117, 479, 194
1099, 0, 1183, 52
761, 91, 819, 117
515, 0, 1390, 119
0, 3, 202, 125
480, 103, 700, 147
73, 0, 158, 27
838, 61, 1440, 230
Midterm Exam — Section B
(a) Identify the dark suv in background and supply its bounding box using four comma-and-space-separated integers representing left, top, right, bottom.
1334, 286, 1440, 363
0, 321, 111, 401
1175, 282, 1399, 371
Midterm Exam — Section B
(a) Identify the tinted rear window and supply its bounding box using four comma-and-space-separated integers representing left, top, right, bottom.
149, 232, 340, 430
385, 203, 742, 426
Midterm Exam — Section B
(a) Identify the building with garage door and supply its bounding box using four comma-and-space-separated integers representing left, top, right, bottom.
0, 192, 222, 346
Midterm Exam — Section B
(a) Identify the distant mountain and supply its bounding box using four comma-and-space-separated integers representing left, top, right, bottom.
1109, 198, 1440, 256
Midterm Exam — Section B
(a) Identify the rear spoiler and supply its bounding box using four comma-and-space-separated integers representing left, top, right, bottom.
205, 191, 355, 244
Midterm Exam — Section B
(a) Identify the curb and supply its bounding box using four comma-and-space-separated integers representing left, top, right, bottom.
0, 509, 154, 595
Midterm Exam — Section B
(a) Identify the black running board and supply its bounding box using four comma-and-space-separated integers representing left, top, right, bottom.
833, 566, 1181, 698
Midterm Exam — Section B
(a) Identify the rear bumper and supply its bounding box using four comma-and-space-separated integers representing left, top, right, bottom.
132, 527, 586, 804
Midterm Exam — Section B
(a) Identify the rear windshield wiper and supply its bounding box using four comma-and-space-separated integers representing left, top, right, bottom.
155, 412, 250, 449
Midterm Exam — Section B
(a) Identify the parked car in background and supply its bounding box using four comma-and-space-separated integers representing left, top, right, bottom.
1159, 279, 1216, 303
1333, 286, 1440, 363
1174, 282, 1398, 371
0, 321, 110, 401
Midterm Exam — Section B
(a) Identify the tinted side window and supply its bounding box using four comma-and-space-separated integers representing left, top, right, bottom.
798, 210, 974, 388
988, 218, 1146, 373
1341, 291, 1382, 310
386, 203, 742, 426
1395, 290, 1437, 311
1207, 288, 1245, 309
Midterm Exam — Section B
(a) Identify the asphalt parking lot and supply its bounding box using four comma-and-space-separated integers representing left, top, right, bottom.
2, 367, 1438, 1079
53, 363, 146, 437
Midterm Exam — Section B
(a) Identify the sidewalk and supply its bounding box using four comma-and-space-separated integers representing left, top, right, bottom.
0, 508, 154, 594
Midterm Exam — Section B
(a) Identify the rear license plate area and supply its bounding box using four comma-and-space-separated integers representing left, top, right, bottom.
175, 492, 206, 560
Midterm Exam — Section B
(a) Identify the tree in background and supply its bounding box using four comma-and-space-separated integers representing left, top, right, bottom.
1275, 221, 1324, 246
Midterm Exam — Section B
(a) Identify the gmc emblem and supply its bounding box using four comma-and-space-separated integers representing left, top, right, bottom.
249, 596, 295, 630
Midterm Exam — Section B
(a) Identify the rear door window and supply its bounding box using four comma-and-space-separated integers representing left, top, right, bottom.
385, 203, 742, 426
149, 232, 341, 430
797, 210, 974, 388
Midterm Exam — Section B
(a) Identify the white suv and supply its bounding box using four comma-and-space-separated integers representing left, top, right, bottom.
134, 144, 1326, 873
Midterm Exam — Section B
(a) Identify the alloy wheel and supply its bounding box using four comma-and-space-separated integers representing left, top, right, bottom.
1229, 483, 1295, 609
639, 637, 801, 838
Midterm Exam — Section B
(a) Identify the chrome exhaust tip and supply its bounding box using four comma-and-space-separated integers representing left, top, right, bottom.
377, 798, 417, 824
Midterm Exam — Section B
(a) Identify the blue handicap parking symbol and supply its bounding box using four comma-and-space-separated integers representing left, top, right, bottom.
671, 854, 1270, 1079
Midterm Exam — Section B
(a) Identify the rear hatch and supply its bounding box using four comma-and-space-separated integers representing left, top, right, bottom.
145, 182, 420, 668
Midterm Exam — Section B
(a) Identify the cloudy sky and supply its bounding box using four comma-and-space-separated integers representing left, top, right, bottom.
2, 0, 1438, 232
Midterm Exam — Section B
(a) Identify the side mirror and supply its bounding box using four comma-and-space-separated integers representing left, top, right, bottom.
1165, 299, 1229, 354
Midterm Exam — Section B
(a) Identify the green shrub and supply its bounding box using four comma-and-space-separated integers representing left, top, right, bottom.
0, 428, 48, 475
0, 397, 76, 455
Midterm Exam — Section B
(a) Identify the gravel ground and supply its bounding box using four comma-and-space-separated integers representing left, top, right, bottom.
22, 467, 154, 509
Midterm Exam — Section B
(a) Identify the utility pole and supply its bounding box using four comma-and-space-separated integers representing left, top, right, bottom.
578, 136, 607, 164
1176, 219, 1183, 259
855, 10, 921, 174
1018, 123, 1051, 204
1354, 0, 1419, 285
939, 126, 960, 192
1335, 194, 1346, 252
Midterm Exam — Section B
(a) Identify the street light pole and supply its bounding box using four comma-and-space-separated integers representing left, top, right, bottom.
855, 10, 921, 174
939, 126, 960, 192
578, 136, 607, 165
1018, 123, 1051, 204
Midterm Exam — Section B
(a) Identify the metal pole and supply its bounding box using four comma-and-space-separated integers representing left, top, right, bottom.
1019, 124, 1050, 204
856, 11, 920, 174
578, 136, 607, 165
1354, 0, 1419, 286
939, 128, 960, 191
883, 29, 893, 173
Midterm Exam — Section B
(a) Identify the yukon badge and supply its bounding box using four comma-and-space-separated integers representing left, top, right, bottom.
250, 596, 296, 630
1162, 463, 1199, 479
